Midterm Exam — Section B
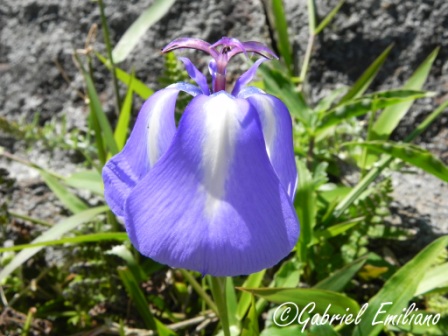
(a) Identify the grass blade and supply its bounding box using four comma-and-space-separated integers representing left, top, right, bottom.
271, 0, 293, 73
114, 78, 134, 151
318, 90, 433, 133
314, 0, 345, 35
371, 48, 439, 140
39, 171, 88, 213
117, 266, 157, 330
333, 100, 448, 218
112, 0, 176, 63
78, 57, 119, 156
64, 170, 104, 196
314, 255, 368, 292
352, 236, 448, 336
339, 45, 393, 104
237, 270, 266, 320
347, 141, 448, 182
0, 206, 108, 282
241, 295, 259, 336
96, 52, 154, 99
0, 232, 128, 253
295, 160, 316, 262
239, 287, 359, 315
415, 262, 448, 296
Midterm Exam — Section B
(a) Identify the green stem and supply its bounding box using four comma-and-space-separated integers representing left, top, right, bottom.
180, 270, 218, 314
97, 0, 121, 115
299, 33, 315, 86
209, 276, 231, 336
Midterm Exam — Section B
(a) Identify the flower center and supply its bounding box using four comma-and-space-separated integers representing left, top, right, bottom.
162, 37, 278, 94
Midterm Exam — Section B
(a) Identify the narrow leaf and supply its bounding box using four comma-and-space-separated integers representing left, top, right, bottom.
0, 233, 128, 253
314, 255, 368, 292
0, 206, 108, 282
96, 53, 153, 99
40, 171, 88, 213
339, 45, 393, 104
348, 141, 448, 182
114, 78, 134, 151
333, 100, 448, 218
319, 90, 432, 133
310, 218, 362, 246
112, 0, 177, 63
295, 160, 316, 262
80, 64, 119, 155
64, 170, 104, 196
106, 245, 147, 283
239, 287, 360, 316
372, 48, 439, 140
271, 0, 293, 72
415, 262, 448, 296
117, 267, 157, 330
314, 0, 345, 35
237, 270, 266, 320
241, 295, 259, 336
353, 236, 448, 336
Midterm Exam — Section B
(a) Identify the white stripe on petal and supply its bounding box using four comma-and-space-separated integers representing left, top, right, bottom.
201, 94, 239, 217
147, 97, 167, 168
256, 97, 276, 158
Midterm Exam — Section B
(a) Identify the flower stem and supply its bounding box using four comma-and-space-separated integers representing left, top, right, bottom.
209, 276, 231, 336
299, 33, 315, 87
180, 270, 218, 314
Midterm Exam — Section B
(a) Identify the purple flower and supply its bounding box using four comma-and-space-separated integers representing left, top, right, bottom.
102, 37, 299, 276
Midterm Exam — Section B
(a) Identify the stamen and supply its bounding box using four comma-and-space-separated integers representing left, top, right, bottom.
162, 37, 278, 93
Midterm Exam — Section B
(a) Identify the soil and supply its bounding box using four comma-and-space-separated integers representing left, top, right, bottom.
0, 0, 447, 236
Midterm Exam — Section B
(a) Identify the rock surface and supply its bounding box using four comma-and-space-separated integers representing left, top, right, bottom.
0, 0, 447, 234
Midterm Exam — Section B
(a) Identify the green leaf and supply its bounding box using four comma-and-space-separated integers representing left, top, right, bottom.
226, 277, 239, 329
96, 52, 154, 100
239, 288, 360, 316
0, 206, 108, 283
80, 62, 119, 156
314, 0, 345, 35
258, 63, 311, 125
117, 266, 157, 330
339, 45, 393, 104
415, 262, 448, 296
347, 141, 448, 182
0, 232, 128, 253
241, 295, 259, 336
274, 258, 301, 288
371, 48, 439, 140
314, 86, 348, 113
314, 255, 368, 292
106, 245, 147, 283
352, 236, 448, 336
295, 160, 316, 262
271, 0, 293, 72
64, 170, 104, 196
333, 99, 448, 218
309, 323, 339, 335
40, 171, 88, 213
112, 0, 177, 63
387, 313, 448, 334
310, 218, 363, 246
114, 79, 134, 151
237, 270, 266, 320
318, 90, 433, 133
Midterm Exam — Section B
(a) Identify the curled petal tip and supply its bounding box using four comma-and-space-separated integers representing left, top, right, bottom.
162, 37, 216, 56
